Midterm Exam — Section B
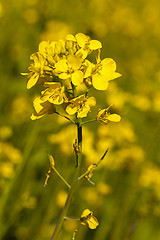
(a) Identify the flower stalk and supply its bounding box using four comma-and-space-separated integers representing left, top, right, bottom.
51, 164, 71, 189
50, 119, 82, 240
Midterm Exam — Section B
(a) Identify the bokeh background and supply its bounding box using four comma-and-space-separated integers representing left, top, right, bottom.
0, 0, 160, 239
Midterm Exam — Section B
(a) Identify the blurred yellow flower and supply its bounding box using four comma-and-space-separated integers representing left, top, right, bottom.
96, 107, 121, 124
30, 97, 56, 120
66, 94, 96, 118
56, 190, 68, 207
80, 209, 99, 229
97, 182, 111, 195
0, 126, 12, 140
0, 162, 14, 178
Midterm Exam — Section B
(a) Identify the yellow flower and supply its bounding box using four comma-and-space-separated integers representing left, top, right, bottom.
30, 97, 56, 120
38, 41, 55, 65
75, 33, 102, 50
92, 58, 121, 90
66, 33, 102, 60
66, 95, 96, 118
22, 52, 52, 89
54, 55, 84, 86
41, 82, 67, 105
96, 107, 121, 124
80, 209, 99, 229
39, 40, 67, 63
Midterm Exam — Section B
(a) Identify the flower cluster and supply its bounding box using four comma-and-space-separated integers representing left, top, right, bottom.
23, 33, 121, 121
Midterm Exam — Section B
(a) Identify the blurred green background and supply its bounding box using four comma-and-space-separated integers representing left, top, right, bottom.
0, 0, 160, 239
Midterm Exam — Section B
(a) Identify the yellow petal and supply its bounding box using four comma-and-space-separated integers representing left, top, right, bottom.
67, 55, 82, 70
108, 72, 122, 81
84, 60, 95, 78
108, 114, 121, 122
76, 49, 88, 59
101, 58, 116, 72
87, 215, 99, 229
77, 105, 90, 118
66, 105, 77, 115
50, 41, 56, 53
89, 40, 102, 50
71, 70, 84, 86
75, 33, 89, 48
86, 97, 96, 107
30, 113, 44, 120
92, 73, 109, 90
55, 59, 68, 72
33, 97, 43, 113
21, 72, 28, 76
66, 34, 76, 41
59, 72, 71, 79
81, 209, 92, 218
38, 41, 50, 54
27, 73, 39, 89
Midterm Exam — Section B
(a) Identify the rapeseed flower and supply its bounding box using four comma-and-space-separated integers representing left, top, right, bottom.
66, 33, 102, 58
80, 209, 99, 229
41, 82, 67, 105
96, 107, 121, 124
92, 58, 121, 90
54, 55, 84, 86
22, 52, 52, 89
30, 97, 56, 120
66, 94, 96, 118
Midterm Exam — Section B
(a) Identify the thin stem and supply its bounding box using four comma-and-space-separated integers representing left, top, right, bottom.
78, 148, 109, 180
51, 165, 71, 189
55, 111, 75, 124
50, 84, 82, 240
78, 169, 89, 180
81, 118, 97, 125
64, 217, 80, 220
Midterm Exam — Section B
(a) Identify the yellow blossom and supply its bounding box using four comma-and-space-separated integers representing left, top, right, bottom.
96, 107, 121, 124
80, 209, 99, 229
92, 58, 121, 90
38, 41, 56, 65
75, 33, 102, 50
30, 97, 56, 120
54, 55, 84, 86
66, 95, 96, 118
41, 82, 67, 104
22, 52, 52, 89
65, 33, 102, 60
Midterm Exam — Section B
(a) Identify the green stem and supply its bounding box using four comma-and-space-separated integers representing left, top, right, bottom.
51, 165, 71, 189
50, 84, 82, 240
50, 122, 82, 240
78, 169, 89, 180
78, 148, 109, 180
55, 111, 75, 124
81, 119, 97, 125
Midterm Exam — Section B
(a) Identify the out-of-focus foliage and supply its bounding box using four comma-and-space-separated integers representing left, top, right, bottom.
0, 0, 160, 239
